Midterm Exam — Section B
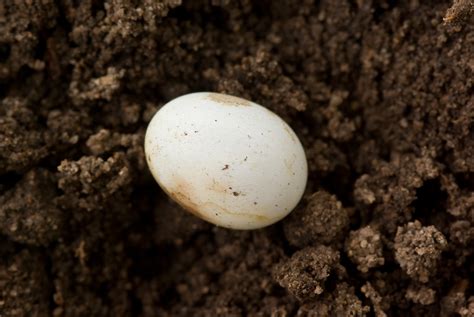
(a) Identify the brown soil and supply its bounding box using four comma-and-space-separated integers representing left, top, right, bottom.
0, 1, 473, 316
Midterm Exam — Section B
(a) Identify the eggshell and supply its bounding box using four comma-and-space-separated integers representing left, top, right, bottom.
145, 92, 307, 230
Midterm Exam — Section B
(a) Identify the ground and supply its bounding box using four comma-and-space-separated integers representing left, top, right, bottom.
0, 0, 473, 316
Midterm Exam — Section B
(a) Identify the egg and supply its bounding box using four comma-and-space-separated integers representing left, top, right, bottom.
145, 92, 308, 230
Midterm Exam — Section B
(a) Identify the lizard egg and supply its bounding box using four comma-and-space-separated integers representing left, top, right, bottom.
145, 92, 308, 230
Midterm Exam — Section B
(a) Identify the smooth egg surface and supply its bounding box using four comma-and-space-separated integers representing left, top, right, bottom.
145, 92, 307, 229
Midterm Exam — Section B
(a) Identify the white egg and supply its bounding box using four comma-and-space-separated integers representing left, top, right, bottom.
145, 92, 307, 230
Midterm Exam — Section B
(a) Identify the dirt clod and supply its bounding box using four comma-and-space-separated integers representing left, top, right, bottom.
345, 225, 385, 273
273, 245, 342, 301
283, 190, 349, 247
406, 284, 436, 306
394, 221, 448, 283
0, 249, 50, 316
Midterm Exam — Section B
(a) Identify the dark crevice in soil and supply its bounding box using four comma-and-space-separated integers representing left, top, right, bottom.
454, 172, 474, 191
0, 171, 22, 193
0, 44, 11, 63
412, 178, 448, 225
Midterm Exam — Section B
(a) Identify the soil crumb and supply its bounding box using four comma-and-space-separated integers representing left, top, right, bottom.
345, 225, 385, 273
273, 245, 342, 301
394, 221, 448, 283
283, 190, 349, 247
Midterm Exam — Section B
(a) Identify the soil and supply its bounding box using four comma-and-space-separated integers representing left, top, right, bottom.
0, 0, 473, 316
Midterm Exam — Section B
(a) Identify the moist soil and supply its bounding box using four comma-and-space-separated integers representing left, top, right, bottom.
0, 1, 473, 316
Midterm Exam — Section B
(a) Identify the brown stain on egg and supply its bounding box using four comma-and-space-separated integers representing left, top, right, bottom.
206, 93, 251, 107
162, 175, 273, 227
208, 178, 229, 194
202, 200, 271, 223
166, 179, 212, 221
284, 154, 297, 174
283, 124, 297, 143
170, 191, 210, 220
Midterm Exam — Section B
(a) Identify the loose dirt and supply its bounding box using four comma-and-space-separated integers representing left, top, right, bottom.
0, 1, 473, 316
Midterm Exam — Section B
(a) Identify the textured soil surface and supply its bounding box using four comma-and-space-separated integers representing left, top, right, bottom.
0, 1, 473, 316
